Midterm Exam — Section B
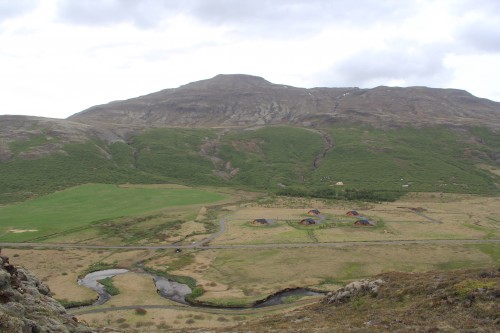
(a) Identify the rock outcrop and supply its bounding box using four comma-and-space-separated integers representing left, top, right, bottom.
323, 278, 385, 304
0, 255, 97, 333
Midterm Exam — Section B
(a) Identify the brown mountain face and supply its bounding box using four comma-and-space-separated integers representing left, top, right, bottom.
68, 74, 500, 130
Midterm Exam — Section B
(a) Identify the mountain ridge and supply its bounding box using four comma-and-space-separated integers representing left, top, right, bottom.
67, 74, 500, 130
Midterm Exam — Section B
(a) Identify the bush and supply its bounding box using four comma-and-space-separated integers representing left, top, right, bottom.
97, 277, 120, 296
135, 308, 147, 315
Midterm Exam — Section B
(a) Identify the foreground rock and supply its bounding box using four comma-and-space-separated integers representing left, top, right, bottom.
323, 278, 385, 304
0, 255, 97, 333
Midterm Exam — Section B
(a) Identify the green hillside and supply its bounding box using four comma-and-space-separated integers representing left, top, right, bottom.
0, 125, 498, 204
218, 126, 323, 187
309, 126, 498, 193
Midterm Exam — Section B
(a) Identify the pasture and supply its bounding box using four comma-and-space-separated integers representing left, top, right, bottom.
0, 184, 227, 242
213, 193, 500, 245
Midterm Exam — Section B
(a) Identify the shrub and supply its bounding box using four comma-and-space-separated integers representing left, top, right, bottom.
135, 308, 147, 315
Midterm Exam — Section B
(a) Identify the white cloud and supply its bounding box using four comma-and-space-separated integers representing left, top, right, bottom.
0, 0, 499, 119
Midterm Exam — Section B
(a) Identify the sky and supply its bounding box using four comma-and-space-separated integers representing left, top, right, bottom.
1, 0, 500, 119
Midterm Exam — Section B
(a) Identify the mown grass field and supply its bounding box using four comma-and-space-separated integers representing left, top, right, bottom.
0, 184, 227, 242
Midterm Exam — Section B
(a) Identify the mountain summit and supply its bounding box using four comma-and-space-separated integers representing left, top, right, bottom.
69, 74, 500, 129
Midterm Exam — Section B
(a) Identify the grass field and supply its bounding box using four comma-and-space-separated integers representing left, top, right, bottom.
189, 243, 499, 303
0, 184, 227, 242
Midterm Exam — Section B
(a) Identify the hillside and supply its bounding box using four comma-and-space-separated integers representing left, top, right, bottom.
215, 268, 500, 333
0, 123, 499, 204
1, 74, 499, 203
68, 74, 500, 130
0, 255, 97, 333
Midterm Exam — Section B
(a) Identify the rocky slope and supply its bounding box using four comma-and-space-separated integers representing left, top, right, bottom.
209, 268, 500, 333
68, 74, 500, 130
0, 115, 137, 162
0, 254, 97, 333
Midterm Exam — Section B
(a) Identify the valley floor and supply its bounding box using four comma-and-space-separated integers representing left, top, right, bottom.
1, 191, 499, 331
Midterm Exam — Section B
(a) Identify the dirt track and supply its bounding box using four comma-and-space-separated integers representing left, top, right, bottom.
1, 238, 499, 251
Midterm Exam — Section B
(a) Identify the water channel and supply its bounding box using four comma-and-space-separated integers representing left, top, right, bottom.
78, 269, 325, 309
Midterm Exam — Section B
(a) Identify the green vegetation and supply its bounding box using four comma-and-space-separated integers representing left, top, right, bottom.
141, 266, 197, 290
132, 128, 220, 185
453, 279, 496, 298
467, 243, 500, 262
277, 186, 404, 202
218, 126, 323, 188
97, 216, 186, 244
185, 286, 205, 303
56, 298, 95, 309
0, 184, 226, 242
1, 125, 498, 204
97, 277, 120, 296
309, 126, 499, 194
80, 262, 118, 278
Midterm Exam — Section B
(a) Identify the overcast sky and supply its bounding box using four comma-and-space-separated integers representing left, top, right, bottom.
1, 0, 500, 119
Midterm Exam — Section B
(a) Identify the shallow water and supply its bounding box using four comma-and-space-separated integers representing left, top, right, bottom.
153, 276, 192, 304
78, 269, 324, 309
255, 288, 324, 307
78, 269, 129, 305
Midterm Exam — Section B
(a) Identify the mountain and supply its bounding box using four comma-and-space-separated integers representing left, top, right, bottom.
68, 74, 500, 129
1, 75, 499, 204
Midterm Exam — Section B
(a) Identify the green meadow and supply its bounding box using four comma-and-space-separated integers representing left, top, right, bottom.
0, 184, 226, 242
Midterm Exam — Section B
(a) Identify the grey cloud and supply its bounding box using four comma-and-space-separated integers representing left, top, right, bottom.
457, 19, 500, 53
323, 44, 452, 87
55, 0, 417, 34
448, 0, 500, 52
190, 0, 415, 25
187, 0, 419, 37
56, 0, 181, 28
0, 0, 38, 23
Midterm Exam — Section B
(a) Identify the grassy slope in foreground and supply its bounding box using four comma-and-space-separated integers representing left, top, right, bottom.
0, 184, 226, 242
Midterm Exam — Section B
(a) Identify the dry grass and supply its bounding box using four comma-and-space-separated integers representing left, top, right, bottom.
223, 268, 500, 333
105, 272, 173, 306
77, 307, 240, 331
196, 244, 497, 302
214, 194, 500, 245
3, 192, 498, 332
2, 248, 104, 301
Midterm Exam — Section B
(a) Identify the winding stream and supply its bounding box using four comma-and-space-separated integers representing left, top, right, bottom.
78, 269, 129, 305
78, 269, 325, 309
